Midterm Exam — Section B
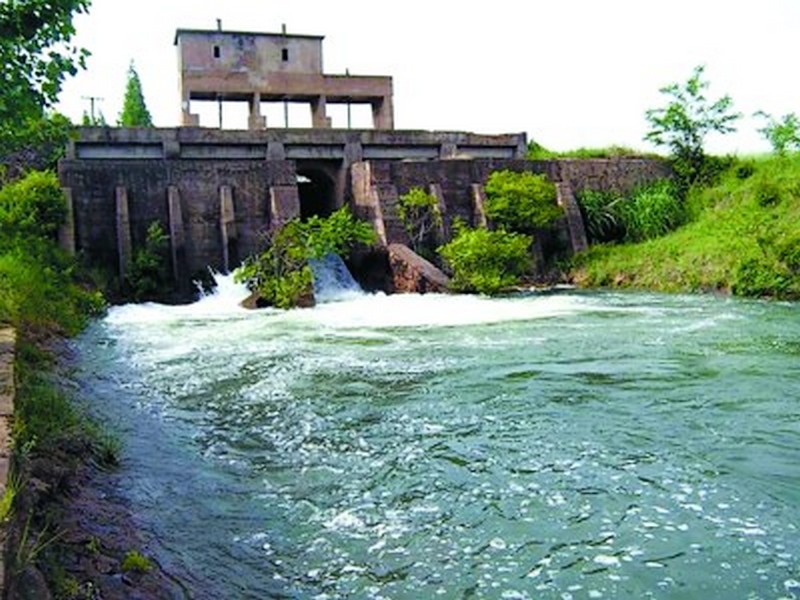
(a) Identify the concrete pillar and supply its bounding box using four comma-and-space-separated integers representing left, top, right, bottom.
440, 142, 458, 159
555, 182, 589, 254
115, 187, 132, 280
428, 183, 449, 241
58, 187, 76, 255
470, 184, 489, 228
181, 91, 200, 126
219, 186, 237, 273
311, 96, 331, 128
269, 185, 301, 230
372, 95, 394, 130
167, 186, 186, 284
248, 92, 266, 130
267, 141, 286, 161
350, 161, 388, 246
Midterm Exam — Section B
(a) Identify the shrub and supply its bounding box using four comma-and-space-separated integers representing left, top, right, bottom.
484, 170, 562, 233
397, 187, 442, 255
755, 111, 800, 155
126, 222, 170, 301
235, 207, 375, 309
0, 170, 66, 238
438, 226, 532, 295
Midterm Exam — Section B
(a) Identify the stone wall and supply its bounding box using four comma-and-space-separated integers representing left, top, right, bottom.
351, 157, 672, 249
60, 146, 670, 290
58, 159, 297, 283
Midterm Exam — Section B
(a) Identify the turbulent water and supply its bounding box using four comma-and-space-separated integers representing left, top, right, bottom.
73, 276, 800, 599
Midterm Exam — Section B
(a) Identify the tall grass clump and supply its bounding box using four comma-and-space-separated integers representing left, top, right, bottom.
577, 180, 682, 244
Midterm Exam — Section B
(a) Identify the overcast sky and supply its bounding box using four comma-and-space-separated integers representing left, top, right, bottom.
56, 0, 800, 154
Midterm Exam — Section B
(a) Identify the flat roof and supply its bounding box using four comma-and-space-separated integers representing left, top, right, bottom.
174, 28, 324, 45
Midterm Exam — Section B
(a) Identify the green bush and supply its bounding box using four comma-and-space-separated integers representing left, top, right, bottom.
438, 226, 532, 295
0, 170, 66, 238
484, 170, 562, 233
235, 207, 376, 309
397, 187, 442, 255
126, 222, 169, 301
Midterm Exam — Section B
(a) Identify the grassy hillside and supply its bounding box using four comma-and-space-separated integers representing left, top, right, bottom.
571, 154, 800, 299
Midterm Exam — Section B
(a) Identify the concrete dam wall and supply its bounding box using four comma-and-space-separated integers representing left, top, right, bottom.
58, 127, 671, 288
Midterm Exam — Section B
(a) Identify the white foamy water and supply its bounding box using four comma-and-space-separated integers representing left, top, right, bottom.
105, 271, 594, 332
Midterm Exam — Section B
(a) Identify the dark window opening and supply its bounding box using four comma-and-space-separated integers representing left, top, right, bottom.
281, 48, 289, 62
213, 45, 221, 58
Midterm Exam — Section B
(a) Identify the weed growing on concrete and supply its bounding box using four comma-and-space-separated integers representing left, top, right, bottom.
121, 550, 152, 573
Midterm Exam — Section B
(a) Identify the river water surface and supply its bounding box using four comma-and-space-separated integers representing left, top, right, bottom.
74, 279, 800, 599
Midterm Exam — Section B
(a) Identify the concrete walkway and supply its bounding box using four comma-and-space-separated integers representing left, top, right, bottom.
0, 327, 16, 597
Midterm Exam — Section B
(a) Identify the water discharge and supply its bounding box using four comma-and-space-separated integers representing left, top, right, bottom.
75, 278, 800, 599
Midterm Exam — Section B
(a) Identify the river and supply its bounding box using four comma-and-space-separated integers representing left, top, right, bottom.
73, 277, 800, 599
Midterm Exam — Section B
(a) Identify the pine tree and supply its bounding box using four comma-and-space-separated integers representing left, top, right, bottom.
118, 62, 153, 127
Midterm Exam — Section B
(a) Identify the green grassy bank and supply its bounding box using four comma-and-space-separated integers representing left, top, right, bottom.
571, 154, 800, 299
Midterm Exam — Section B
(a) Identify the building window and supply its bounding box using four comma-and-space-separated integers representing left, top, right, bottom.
281, 48, 289, 62
213, 45, 221, 58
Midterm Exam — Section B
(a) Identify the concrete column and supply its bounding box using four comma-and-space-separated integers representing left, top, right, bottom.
267, 141, 286, 161
428, 183, 449, 241
555, 182, 589, 254
220, 186, 237, 273
350, 162, 388, 246
181, 91, 200, 126
470, 184, 489, 228
440, 142, 458, 159
248, 92, 266, 130
58, 187, 76, 255
115, 187, 132, 280
269, 185, 301, 230
167, 186, 186, 284
311, 96, 331, 128
372, 96, 394, 130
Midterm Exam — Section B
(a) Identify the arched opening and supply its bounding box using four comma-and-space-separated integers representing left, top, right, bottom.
297, 166, 338, 220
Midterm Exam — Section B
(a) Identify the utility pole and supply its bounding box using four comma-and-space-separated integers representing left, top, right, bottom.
217, 94, 223, 129
81, 95, 103, 123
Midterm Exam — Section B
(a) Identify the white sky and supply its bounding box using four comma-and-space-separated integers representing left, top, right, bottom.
56, 0, 800, 155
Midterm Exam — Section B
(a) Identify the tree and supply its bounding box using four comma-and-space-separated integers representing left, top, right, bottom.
645, 65, 740, 188
81, 109, 107, 127
0, 0, 90, 153
397, 187, 442, 256
755, 111, 800, 156
118, 62, 153, 127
